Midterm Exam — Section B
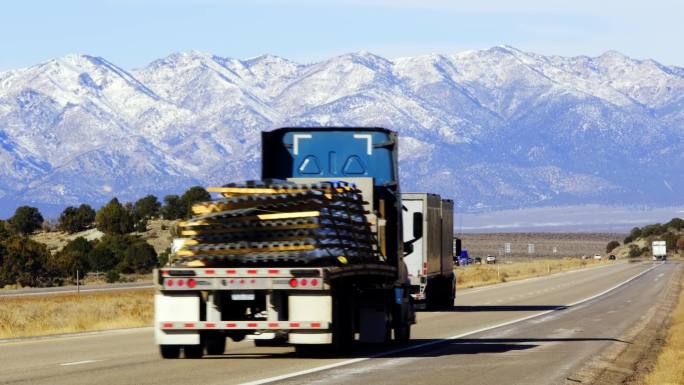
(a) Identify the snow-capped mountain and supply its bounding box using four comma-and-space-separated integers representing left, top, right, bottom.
1, 46, 683, 217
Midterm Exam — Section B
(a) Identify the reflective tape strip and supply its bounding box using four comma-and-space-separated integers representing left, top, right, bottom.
161, 268, 322, 278
160, 321, 329, 330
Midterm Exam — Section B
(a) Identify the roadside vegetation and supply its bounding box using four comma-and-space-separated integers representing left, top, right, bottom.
0, 186, 210, 289
456, 258, 606, 288
613, 217, 684, 259
643, 267, 684, 384
0, 289, 153, 339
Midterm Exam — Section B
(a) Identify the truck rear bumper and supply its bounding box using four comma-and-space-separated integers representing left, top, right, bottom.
159, 320, 330, 331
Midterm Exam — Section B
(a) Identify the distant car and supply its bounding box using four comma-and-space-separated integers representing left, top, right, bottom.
581, 255, 589, 260
608, 255, 616, 260
485, 255, 497, 264
593, 254, 602, 260
474, 256, 482, 264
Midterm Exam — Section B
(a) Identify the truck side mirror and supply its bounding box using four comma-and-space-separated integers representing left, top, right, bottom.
404, 242, 413, 255
413, 212, 423, 239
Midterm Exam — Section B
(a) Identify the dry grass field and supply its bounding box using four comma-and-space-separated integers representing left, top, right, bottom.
456, 258, 607, 288
644, 272, 684, 385
457, 232, 624, 259
0, 289, 153, 339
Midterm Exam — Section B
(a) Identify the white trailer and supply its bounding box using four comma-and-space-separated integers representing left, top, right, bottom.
652, 240, 667, 261
402, 193, 455, 309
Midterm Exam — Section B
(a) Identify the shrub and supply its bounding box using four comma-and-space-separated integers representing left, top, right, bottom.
105, 270, 121, 283
88, 243, 118, 272
0, 220, 12, 241
158, 248, 171, 267
120, 242, 157, 274
606, 240, 620, 253
134, 218, 148, 233
96, 198, 134, 235
58, 204, 96, 233
8, 206, 44, 235
662, 232, 678, 253
628, 244, 641, 258
665, 217, 684, 231
676, 236, 684, 253
0, 237, 51, 287
55, 237, 94, 276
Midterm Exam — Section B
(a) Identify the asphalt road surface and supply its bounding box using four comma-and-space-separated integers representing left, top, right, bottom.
0, 261, 677, 385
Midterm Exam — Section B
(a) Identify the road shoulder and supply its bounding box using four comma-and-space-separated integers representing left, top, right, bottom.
565, 262, 682, 385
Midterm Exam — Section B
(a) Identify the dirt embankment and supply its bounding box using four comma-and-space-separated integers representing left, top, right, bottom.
30, 219, 177, 255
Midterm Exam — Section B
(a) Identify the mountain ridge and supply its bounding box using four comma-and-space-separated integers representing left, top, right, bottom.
1, 46, 683, 217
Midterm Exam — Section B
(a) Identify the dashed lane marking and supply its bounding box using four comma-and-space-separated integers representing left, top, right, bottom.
59, 360, 101, 367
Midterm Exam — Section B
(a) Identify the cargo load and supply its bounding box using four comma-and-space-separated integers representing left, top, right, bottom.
172, 180, 381, 267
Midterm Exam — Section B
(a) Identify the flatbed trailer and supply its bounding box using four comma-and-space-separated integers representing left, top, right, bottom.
154, 127, 418, 358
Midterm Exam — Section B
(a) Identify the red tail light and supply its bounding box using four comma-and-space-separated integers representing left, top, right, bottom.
311, 278, 318, 286
166, 279, 174, 287
289, 278, 298, 288
178, 279, 185, 287
187, 278, 196, 288
300, 278, 308, 286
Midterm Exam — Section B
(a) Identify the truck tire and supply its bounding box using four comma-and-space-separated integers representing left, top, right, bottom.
394, 324, 411, 343
159, 345, 181, 359
205, 334, 226, 355
331, 291, 354, 353
183, 344, 204, 359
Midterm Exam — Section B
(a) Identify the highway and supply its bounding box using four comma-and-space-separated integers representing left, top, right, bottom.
0, 261, 678, 385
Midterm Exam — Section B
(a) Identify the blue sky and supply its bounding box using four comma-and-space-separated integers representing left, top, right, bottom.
1, 0, 682, 70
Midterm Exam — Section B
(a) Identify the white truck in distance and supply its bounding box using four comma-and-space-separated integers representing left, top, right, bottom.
652, 240, 667, 261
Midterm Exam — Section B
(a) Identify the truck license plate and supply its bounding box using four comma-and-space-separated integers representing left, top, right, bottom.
231, 292, 255, 301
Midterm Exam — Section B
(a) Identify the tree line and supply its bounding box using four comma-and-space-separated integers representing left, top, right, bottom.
0, 186, 210, 288
611, 217, 684, 258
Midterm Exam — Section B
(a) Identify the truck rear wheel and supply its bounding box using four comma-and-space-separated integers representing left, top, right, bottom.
394, 324, 411, 343
331, 292, 354, 353
159, 345, 181, 359
205, 333, 226, 355
183, 344, 204, 359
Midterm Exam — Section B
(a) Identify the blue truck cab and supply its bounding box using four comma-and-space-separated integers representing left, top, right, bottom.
262, 127, 412, 270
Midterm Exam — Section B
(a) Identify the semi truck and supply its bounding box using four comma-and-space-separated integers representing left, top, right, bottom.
154, 127, 419, 358
401, 193, 455, 309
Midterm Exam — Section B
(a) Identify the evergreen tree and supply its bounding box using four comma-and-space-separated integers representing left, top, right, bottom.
55, 237, 93, 276
58, 204, 96, 233
95, 198, 134, 235
134, 195, 161, 219
120, 241, 157, 273
8, 206, 44, 235
181, 186, 211, 217
161, 195, 186, 220
0, 237, 50, 287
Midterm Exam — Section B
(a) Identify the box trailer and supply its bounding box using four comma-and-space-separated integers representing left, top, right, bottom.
402, 193, 455, 309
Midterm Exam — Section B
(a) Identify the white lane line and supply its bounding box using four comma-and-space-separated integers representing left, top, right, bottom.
239, 264, 661, 385
59, 360, 100, 366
